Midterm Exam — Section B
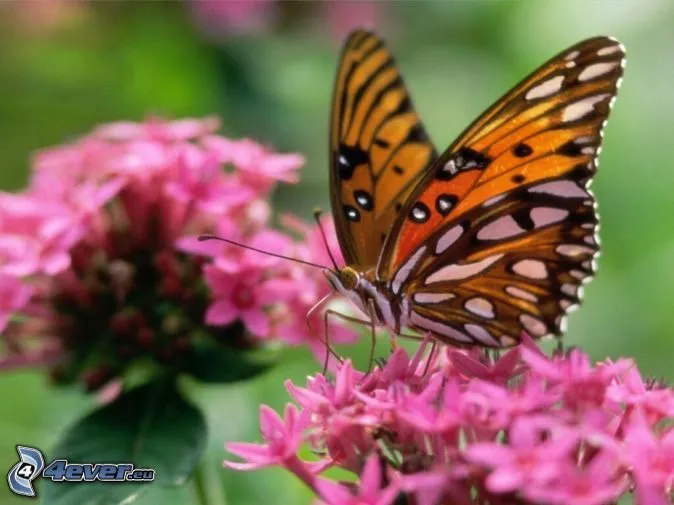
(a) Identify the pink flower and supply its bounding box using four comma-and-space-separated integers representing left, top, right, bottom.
203, 262, 296, 338
274, 215, 357, 358
0, 194, 82, 276
524, 449, 627, 505
465, 417, 577, 493
203, 136, 304, 192
226, 404, 308, 470
0, 115, 325, 390
189, 0, 276, 38
164, 148, 255, 214
225, 404, 322, 490
226, 343, 674, 505
624, 411, 674, 503
314, 454, 400, 505
323, 1, 385, 42
94, 116, 221, 143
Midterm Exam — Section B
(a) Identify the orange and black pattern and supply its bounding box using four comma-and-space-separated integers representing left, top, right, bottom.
329, 30, 437, 269
379, 37, 625, 346
329, 31, 625, 348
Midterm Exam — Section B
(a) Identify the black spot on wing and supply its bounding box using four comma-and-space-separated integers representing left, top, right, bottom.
409, 201, 431, 223
354, 190, 374, 211
558, 140, 584, 157
435, 194, 458, 216
336, 144, 369, 181
513, 208, 535, 231
456, 147, 491, 170
343, 205, 361, 222
436, 147, 491, 181
513, 143, 533, 157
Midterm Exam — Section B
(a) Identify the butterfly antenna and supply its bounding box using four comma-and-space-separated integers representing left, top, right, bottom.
197, 234, 329, 270
313, 209, 339, 270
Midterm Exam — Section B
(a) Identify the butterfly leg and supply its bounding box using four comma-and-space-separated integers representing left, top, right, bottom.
365, 299, 379, 374
423, 339, 437, 376
306, 292, 344, 373
323, 308, 378, 374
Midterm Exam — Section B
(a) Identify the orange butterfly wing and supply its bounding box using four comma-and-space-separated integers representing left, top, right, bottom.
329, 30, 437, 269
377, 37, 625, 346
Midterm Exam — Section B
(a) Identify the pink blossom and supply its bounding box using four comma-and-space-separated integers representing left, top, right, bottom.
0, 193, 82, 276
274, 215, 357, 358
314, 454, 400, 505
225, 404, 321, 490
0, 115, 334, 389
323, 1, 385, 42
204, 262, 296, 338
624, 411, 674, 503
225, 404, 308, 471
226, 343, 674, 505
189, 0, 276, 37
94, 116, 221, 143
203, 136, 304, 192
465, 417, 577, 493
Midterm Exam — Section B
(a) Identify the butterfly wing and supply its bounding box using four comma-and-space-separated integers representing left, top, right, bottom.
377, 37, 625, 346
329, 30, 437, 269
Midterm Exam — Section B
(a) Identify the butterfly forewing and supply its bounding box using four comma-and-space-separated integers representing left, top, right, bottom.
377, 36, 625, 346
330, 30, 437, 269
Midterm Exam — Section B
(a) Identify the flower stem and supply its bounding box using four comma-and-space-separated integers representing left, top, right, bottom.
193, 461, 210, 505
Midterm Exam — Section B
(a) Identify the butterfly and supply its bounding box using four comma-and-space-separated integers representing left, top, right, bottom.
323, 30, 625, 348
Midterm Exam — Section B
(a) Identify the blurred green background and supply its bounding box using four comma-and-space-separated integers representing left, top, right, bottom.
1, 1, 673, 504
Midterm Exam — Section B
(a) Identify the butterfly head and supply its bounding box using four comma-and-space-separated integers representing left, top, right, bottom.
325, 266, 361, 294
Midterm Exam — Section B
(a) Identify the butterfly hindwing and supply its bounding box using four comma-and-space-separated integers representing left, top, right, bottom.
330, 30, 437, 269
378, 36, 625, 346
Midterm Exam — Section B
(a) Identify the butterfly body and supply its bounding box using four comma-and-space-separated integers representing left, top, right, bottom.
327, 30, 625, 347
325, 267, 410, 334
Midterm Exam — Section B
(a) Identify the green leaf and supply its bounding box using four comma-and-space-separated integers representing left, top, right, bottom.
184, 339, 277, 384
40, 378, 207, 505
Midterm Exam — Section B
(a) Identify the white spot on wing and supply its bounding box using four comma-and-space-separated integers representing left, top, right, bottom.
483, 193, 507, 207
465, 297, 495, 319
565, 50, 580, 61
392, 246, 426, 294
528, 181, 588, 199
442, 159, 458, 176
505, 285, 538, 303
562, 94, 610, 122
561, 283, 578, 297
414, 292, 455, 304
435, 224, 464, 254
530, 207, 569, 228
556, 244, 594, 257
597, 45, 621, 56
574, 135, 594, 145
525, 75, 564, 100
477, 215, 524, 241
519, 314, 548, 337
410, 312, 472, 343
500, 335, 518, 347
425, 254, 504, 284
578, 62, 619, 82
465, 324, 500, 347
512, 259, 548, 280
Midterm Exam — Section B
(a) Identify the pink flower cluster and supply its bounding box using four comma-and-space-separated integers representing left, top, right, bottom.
0, 116, 353, 389
225, 337, 674, 505
188, 0, 383, 41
